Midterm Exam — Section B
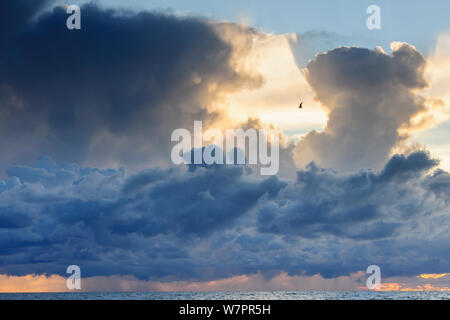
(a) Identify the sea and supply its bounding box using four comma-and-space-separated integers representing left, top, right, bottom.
0, 291, 449, 300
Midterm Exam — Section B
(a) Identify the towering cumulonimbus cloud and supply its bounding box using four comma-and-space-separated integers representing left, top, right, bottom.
295, 43, 428, 172
0, 1, 262, 173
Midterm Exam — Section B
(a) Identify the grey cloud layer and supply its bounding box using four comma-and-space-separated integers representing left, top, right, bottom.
0, 151, 449, 280
259, 152, 443, 240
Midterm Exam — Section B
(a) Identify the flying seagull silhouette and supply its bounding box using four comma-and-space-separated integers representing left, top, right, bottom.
298, 101, 303, 109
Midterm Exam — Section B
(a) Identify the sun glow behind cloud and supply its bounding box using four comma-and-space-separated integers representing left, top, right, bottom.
426, 33, 450, 118
367, 273, 450, 291
418, 273, 450, 279
224, 33, 327, 134
2, 272, 449, 293
411, 32, 450, 171
375, 284, 450, 292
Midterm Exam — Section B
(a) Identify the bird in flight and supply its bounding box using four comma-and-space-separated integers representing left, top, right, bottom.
298, 101, 303, 109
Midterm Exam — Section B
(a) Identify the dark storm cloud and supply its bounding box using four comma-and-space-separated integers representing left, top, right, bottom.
0, 156, 287, 277
0, 0, 51, 41
295, 44, 428, 171
0, 151, 449, 279
0, 1, 261, 172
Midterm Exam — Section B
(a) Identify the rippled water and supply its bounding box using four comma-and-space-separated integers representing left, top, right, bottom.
0, 291, 449, 300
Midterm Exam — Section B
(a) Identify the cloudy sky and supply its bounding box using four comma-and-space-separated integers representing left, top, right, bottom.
0, 0, 449, 292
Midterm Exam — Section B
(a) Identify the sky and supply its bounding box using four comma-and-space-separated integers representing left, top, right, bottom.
0, 0, 449, 292
68, 0, 450, 52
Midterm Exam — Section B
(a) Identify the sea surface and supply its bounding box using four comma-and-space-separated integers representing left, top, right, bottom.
0, 291, 449, 300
